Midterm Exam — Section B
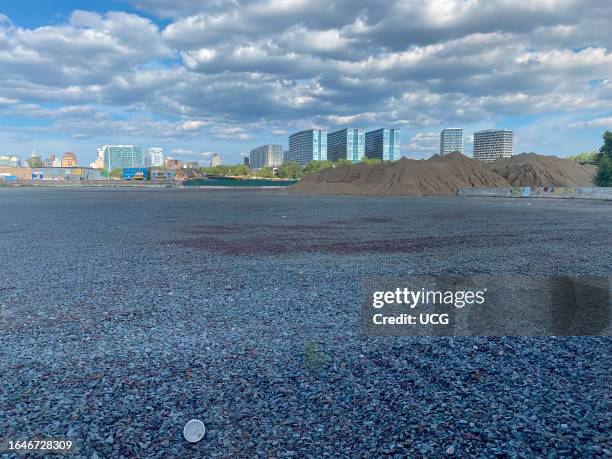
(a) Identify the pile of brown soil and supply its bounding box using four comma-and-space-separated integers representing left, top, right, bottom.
490, 153, 596, 187
290, 152, 510, 196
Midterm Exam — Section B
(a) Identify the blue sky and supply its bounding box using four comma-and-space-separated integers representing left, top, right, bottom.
0, 0, 611, 166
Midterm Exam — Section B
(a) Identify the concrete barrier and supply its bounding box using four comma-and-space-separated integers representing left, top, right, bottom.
456, 187, 512, 198
576, 187, 612, 200
526, 187, 577, 198
459, 187, 612, 201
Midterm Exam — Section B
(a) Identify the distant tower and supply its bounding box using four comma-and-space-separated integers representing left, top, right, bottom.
61, 152, 78, 167
327, 128, 365, 162
146, 148, 164, 167
249, 144, 282, 169
473, 130, 513, 162
440, 128, 463, 155
287, 129, 327, 166
365, 128, 400, 161
210, 153, 222, 168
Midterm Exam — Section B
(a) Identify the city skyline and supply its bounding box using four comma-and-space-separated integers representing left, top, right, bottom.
0, 1, 610, 164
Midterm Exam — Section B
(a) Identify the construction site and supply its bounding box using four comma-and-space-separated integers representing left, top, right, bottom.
290, 152, 600, 196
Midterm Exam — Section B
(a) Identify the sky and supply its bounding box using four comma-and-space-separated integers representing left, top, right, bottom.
0, 0, 611, 165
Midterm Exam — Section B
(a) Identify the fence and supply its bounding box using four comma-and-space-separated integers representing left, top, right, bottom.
1, 179, 175, 187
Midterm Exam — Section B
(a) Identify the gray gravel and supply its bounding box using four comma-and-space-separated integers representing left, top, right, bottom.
1, 188, 611, 458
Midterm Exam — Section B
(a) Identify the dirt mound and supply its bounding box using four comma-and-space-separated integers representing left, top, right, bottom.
490, 153, 596, 187
290, 152, 510, 196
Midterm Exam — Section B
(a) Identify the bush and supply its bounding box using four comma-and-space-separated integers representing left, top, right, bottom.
199, 165, 252, 176
256, 167, 274, 178
335, 159, 354, 167
302, 160, 335, 176
568, 151, 598, 162
594, 156, 612, 187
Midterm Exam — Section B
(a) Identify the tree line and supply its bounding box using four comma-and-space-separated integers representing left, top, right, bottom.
197, 158, 382, 179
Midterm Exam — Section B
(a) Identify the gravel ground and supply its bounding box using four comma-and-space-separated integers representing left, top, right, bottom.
1, 188, 611, 458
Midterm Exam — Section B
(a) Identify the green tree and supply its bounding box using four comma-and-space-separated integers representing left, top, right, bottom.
335, 159, 354, 167
594, 156, 612, 187
568, 151, 598, 162
276, 161, 303, 179
597, 131, 612, 162
361, 158, 382, 165
26, 156, 44, 168
229, 164, 252, 176
109, 168, 123, 179
198, 164, 252, 177
256, 167, 275, 178
302, 160, 335, 176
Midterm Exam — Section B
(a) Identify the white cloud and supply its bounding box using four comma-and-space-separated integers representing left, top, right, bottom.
181, 120, 207, 131
1, 0, 611, 162
170, 149, 215, 158
569, 117, 612, 128
210, 126, 253, 140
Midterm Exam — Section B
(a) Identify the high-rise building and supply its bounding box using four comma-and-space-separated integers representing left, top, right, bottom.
0, 155, 20, 167
365, 128, 400, 161
44, 154, 56, 167
186, 161, 199, 169
282, 150, 289, 163
146, 147, 164, 167
61, 152, 77, 168
288, 129, 327, 166
327, 128, 365, 163
89, 148, 104, 169
473, 129, 513, 162
103, 145, 143, 170
210, 153, 222, 168
440, 128, 463, 155
164, 158, 184, 170
249, 144, 283, 169
243, 156, 250, 167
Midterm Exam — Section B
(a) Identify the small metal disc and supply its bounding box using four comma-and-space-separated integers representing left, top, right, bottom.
183, 419, 206, 443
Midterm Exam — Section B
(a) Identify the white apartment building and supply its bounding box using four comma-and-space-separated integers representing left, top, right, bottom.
210, 153, 222, 167
0, 155, 20, 167
473, 129, 513, 162
440, 128, 463, 155
146, 148, 164, 167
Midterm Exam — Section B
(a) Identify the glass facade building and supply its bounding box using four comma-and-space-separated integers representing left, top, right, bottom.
327, 128, 365, 162
103, 145, 143, 170
288, 129, 327, 166
473, 129, 513, 162
365, 128, 400, 161
440, 128, 463, 155
249, 144, 283, 169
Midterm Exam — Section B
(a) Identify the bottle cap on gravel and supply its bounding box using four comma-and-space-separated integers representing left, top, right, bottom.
183, 419, 206, 443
